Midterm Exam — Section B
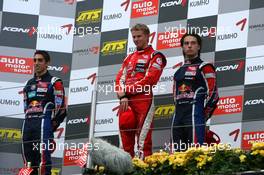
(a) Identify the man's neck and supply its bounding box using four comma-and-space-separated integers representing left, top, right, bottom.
35, 70, 47, 78
137, 44, 149, 51
185, 54, 198, 62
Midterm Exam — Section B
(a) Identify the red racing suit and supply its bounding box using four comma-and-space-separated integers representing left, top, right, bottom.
115, 46, 166, 158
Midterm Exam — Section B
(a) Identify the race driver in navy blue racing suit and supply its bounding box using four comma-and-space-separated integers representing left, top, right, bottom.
172, 33, 219, 151
22, 51, 67, 175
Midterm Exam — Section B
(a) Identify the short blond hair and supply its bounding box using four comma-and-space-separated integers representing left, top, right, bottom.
130, 23, 150, 35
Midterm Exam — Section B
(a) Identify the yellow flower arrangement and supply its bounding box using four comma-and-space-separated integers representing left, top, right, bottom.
251, 142, 264, 151
239, 154, 247, 163
132, 157, 149, 169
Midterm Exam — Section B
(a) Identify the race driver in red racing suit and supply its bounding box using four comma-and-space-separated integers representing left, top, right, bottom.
115, 24, 166, 158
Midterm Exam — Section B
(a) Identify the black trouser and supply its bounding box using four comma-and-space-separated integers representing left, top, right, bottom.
22, 114, 53, 175
172, 100, 206, 152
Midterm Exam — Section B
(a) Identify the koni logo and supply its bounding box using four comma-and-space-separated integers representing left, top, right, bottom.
0, 56, 33, 74
47, 65, 70, 74
215, 60, 245, 72
67, 117, 89, 125
160, 0, 187, 7
244, 99, 264, 106
2, 26, 36, 37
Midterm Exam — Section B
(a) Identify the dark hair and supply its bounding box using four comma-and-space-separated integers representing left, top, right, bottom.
34, 50, 51, 62
180, 33, 202, 57
131, 23, 150, 35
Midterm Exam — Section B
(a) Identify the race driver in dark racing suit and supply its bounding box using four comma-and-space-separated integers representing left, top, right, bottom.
172, 33, 219, 151
22, 51, 66, 175
115, 24, 166, 158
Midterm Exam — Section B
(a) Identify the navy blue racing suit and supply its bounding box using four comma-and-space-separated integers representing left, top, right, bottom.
22, 71, 66, 175
172, 57, 218, 151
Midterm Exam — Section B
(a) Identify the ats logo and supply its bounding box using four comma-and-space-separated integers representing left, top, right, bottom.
157, 29, 185, 50
101, 40, 127, 56
216, 60, 245, 72
154, 104, 175, 118
76, 9, 102, 24
0, 56, 33, 75
213, 96, 243, 115
131, 0, 159, 18
242, 131, 264, 149
0, 128, 21, 142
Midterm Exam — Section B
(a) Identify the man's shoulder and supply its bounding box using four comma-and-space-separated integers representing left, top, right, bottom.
25, 77, 35, 85
199, 61, 216, 70
51, 76, 62, 85
152, 50, 166, 58
123, 52, 134, 62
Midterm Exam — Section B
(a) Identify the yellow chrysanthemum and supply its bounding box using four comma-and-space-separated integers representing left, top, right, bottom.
98, 166, 105, 173
251, 142, 264, 151
251, 149, 264, 157
259, 150, 264, 156
234, 148, 242, 154
132, 157, 149, 169
239, 155, 246, 163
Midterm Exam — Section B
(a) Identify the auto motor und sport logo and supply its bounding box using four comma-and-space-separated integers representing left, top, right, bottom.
0, 56, 33, 74
242, 131, 264, 149
157, 29, 186, 50
64, 147, 85, 166
213, 95, 243, 115
131, 0, 159, 18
